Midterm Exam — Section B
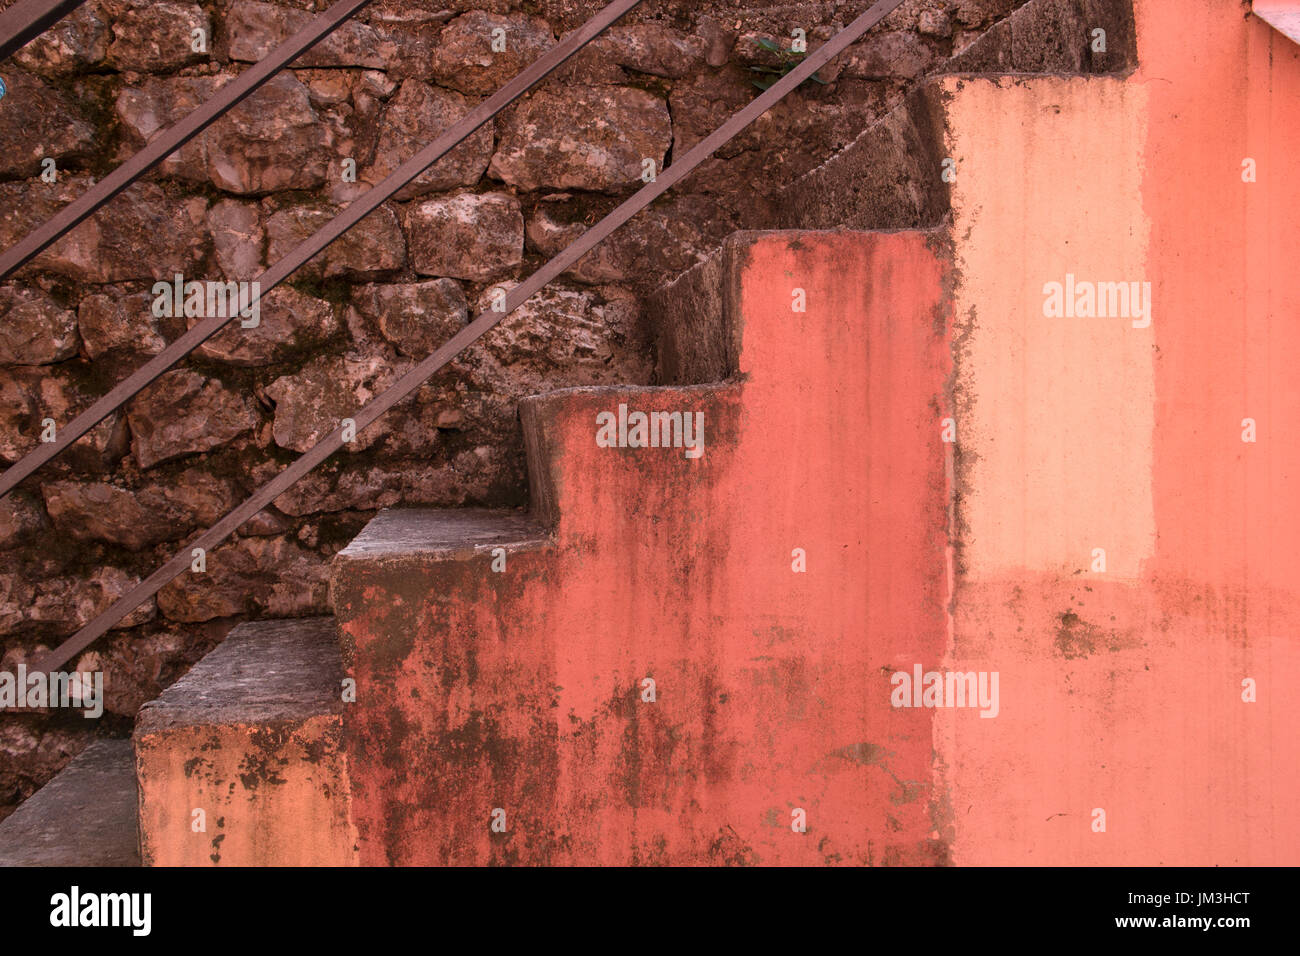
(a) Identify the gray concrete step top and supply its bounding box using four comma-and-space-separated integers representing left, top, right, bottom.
334, 507, 550, 564
134, 617, 342, 734
0, 739, 140, 867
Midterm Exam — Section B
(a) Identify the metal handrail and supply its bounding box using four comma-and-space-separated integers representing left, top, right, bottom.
0, 0, 644, 500
32, 0, 907, 675
0, 0, 85, 62
0, 0, 376, 281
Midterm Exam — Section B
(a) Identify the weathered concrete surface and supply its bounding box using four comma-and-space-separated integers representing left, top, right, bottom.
0, 0, 1051, 814
332, 509, 555, 863
334, 508, 548, 567
945, 75, 1154, 579
134, 618, 357, 866
938, 576, 1300, 864
1135, 0, 1300, 861
932, 2, 1300, 864
944, 0, 1137, 74
0, 740, 139, 866
774, 83, 949, 232
775, 0, 1139, 233
1139, 0, 1300, 600
333, 231, 952, 865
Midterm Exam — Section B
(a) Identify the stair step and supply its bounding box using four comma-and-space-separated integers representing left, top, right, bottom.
135, 617, 342, 729
334, 507, 550, 563
329, 508, 555, 865
0, 739, 140, 867
133, 617, 355, 866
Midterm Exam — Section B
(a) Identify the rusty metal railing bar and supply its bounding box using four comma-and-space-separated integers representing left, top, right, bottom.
33, 0, 906, 675
0, 0, 84, 62
0, 0, 376, 281
0, 0, 645, 500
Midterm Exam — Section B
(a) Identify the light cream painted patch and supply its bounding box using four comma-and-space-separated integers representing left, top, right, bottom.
944, 75, 1153, 580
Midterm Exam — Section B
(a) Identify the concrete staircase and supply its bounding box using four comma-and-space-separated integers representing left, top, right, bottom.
0, 0, 1149, 866
122, 225, 955, 866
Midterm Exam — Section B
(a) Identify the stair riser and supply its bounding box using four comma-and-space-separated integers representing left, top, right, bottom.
136, 717, 356, 866
333, 547, 559, 865
336, 543, 949, 865
132, 618, 356, 866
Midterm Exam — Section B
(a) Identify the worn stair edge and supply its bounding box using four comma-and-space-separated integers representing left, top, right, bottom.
134, 617, 343, 733
328, 508, 557, 723
134, 617, 356, 866
520, 380, 737, 530
0, 739, 140, 867
332, 507, 551, 567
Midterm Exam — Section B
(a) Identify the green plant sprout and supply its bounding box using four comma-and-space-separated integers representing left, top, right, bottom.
749, 36, 830, 91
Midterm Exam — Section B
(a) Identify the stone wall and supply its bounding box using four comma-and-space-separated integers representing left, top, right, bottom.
0, 0, 1024, 817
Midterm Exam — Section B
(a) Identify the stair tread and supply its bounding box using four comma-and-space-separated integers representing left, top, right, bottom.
0, 739, 139, 867
335, 507, 549, 562
134, 617, 342, 734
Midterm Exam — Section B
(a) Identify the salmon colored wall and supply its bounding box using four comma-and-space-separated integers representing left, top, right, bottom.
136, 717, 358, 866
333, 233, 954, 864
1139, 0, 1300, 863
939, 1, 1300, 864
1143, 1, 1300, 594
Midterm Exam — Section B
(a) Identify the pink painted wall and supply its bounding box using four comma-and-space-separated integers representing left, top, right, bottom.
939, 0, 1300, 864
1139, 0, 1300, 863
333, 232, 953, 864
334, 0, 1300, 866
1143, 2, 1300, 593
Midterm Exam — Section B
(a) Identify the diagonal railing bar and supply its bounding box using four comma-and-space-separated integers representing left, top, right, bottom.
0, 0, 84, 62
0, 0, 644, 501
33, 0, 906, 676
0, 0, 376, 281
